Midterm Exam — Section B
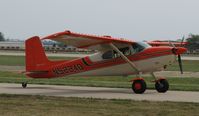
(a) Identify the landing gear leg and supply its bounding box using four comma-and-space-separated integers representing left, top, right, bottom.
22, 82, 28, 88
151, 73, 169, 93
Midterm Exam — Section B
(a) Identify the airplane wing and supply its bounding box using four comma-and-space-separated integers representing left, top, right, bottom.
42, 30, 135, 51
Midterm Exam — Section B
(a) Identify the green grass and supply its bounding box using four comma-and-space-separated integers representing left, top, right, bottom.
0, 94, 198, 116
0, 56, 25, 66
0, 71, 199, 91
166, 60, 199, 72
0, 55, 76, 66
183, 54, 199, 57
0, 55, 199, 72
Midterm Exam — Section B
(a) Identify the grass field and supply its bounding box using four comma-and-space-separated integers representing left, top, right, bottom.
166, 60, 199, 72
0, 55, 76, 66
0, 71, 199, 91
0, 94, 198, 116
0, 55, 199, 71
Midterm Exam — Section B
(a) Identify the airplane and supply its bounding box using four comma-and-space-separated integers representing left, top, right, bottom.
22, 30, 187, 94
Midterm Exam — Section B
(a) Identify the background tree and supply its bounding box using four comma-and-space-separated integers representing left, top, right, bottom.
0, 32, 5, 41
186, 34, 199, 52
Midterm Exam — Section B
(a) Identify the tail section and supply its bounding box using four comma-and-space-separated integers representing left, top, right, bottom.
25, 36, 49, 72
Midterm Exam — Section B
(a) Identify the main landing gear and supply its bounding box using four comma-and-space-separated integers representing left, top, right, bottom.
109, 43, 169, 94
132, 78, 146, 94
131, 77, 169, 94
155, 78, 169, 93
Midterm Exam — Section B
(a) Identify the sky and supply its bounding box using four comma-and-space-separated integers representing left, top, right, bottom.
0, 0, 199, 41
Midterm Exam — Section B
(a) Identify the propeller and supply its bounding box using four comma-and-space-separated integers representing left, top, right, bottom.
178, 36, 185, 74
178, 54, 183, 74
170, 36, 185, 74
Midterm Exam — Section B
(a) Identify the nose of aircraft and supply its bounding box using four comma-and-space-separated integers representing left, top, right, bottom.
172, 47, 187, 55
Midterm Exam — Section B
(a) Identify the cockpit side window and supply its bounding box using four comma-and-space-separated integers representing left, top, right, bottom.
102, 50, 113, 59
102, 47, 131, 60
113, 47, 131, 58
115, 47, 130, 56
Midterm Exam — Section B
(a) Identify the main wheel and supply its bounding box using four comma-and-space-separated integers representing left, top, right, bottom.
22, 82, 27, 88
155, 79, 169, 93
132, 79, 146, 94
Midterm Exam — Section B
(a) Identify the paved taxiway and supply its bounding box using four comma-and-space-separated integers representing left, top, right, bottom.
0, 83, 199, 103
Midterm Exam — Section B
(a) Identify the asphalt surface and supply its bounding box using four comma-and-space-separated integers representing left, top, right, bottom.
0, 83, 199, 103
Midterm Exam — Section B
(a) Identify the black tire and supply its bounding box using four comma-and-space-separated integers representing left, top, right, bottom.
22, 82, 27, 88
155, 79, 169, 93
132, 79, 147, 94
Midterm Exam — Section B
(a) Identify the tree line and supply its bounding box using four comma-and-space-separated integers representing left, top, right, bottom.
0, 32, 5, 41
186, 34, 199, 52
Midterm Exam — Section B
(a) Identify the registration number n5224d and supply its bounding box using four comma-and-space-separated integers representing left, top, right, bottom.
52, 64, 84, 75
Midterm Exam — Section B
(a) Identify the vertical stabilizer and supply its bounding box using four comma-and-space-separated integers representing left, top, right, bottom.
25, 36, 49, 71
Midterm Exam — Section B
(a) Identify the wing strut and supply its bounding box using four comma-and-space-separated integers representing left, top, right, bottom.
109, 43, 140, 74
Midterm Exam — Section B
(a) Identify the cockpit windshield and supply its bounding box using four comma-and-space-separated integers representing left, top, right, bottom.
131, 42, 151, 54
137, 42, 151, 48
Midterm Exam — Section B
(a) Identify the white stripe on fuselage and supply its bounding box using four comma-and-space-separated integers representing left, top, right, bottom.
71, 55, 176, 76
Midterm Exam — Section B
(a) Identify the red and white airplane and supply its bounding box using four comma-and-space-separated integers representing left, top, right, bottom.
23, 30, 187, 94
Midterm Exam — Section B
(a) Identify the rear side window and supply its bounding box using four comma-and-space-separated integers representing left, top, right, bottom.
102, 51, 113, 59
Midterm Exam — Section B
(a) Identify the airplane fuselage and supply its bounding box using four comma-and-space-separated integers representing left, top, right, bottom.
27, 46, 177, 78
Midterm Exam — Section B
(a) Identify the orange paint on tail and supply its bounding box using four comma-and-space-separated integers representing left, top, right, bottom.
25, 36, 50, 72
